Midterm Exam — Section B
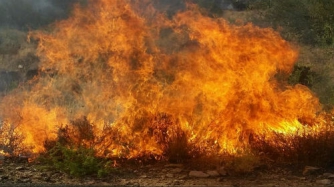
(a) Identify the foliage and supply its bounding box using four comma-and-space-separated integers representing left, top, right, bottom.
247, 0, 273, 10
307, 0, 334, 46
288, 65, 317, 88
39, 143, 114, 178
320, 86, 334, 110
38, 117, 116, 178
252, 0, 334, 46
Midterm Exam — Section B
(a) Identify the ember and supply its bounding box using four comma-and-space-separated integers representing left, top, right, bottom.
0, 0, 325, 159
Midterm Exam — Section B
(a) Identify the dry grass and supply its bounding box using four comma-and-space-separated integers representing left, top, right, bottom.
0, 28, 38, 71
250, 126, 334, 168
1, 2, 334, 176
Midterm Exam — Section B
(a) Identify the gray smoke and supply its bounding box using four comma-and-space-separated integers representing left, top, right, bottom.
0, 0, 83, 30
0, 0, 251, 30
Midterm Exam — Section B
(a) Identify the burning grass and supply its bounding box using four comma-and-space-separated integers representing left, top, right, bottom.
3, 113, 334, 177
250, 113, 334, 168
0, 0, 334, 178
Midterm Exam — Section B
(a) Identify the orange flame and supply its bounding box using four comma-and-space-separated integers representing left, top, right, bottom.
0, 0, 322, 157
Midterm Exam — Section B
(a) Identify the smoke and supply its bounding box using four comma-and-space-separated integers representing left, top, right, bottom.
0, 0, 251, 30
0, 0, 84, 30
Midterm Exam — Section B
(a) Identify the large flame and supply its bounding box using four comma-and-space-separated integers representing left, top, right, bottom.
0, 0, 321, 157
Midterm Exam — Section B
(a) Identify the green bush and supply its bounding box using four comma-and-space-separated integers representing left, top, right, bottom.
39, 143, 114, 178
247, 0, 273, 10
251, 0, 334, 46
38, 117, 116, 178
307, 0, 334, 46
288, 65, 317, 88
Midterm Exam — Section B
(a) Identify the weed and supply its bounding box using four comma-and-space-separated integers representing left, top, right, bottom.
38, 116, 117, 178
39, 143, 115, 178
250, 122, 334, 168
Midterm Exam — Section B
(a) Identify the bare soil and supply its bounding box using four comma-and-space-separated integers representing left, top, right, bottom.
0, 158, 334, 187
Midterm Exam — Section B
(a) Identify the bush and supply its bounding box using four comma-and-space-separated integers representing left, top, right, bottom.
247, 0, 273, 10
288, 65, 317, 88
307, 0, 334, 46
38, 116, 116, 178
39, 143, 114, 178
257, 0, 334, 46
0, 121, 29, 156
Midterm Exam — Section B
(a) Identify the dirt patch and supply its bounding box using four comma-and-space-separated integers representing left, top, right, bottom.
0, 158, 333, 187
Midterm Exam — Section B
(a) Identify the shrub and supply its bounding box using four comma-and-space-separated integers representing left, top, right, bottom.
256, 0, 334, 46
39, 143, 114, 178
307, 0, 334, 46
247, 0, 273, 10
288, 65, 317, 88
38, 116, 116, 178
0, 121, 29, 157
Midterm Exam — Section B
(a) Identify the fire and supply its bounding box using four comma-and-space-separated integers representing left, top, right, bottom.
0, 0, 322, 158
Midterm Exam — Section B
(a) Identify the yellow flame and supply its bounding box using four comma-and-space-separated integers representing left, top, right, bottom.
0, 0, 323, 158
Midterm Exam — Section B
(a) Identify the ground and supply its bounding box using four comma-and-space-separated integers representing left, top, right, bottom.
1, 157, 334, 187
